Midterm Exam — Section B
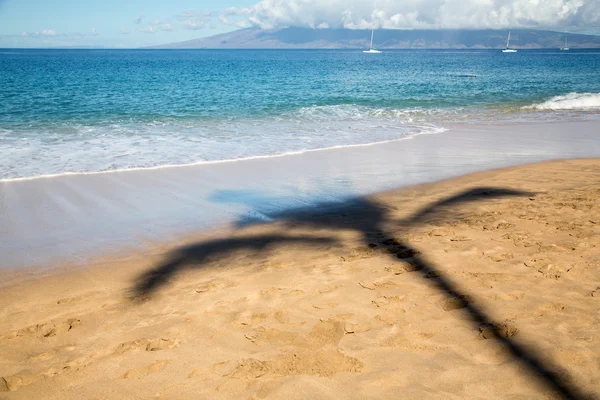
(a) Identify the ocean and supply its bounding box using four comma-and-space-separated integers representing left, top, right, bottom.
1, 49, 599, 181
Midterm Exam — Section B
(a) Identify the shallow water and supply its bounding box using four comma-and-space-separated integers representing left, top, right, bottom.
1, 49, 599, 180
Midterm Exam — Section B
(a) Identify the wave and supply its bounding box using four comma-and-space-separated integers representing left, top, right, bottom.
293, 104, 467, 125
6, 98, 596, 183
524, 93, 600, 110
0, 124, 446, 183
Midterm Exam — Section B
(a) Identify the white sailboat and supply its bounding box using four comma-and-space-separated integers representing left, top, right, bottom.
363, 29, 382, 53
502, 31, 517, 53
560, 37, 569, 51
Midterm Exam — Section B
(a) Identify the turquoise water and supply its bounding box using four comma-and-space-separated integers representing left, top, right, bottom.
1, 49, 599, 180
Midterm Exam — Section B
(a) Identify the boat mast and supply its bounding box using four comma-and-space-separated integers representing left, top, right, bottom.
506, 31, 511, 48
370, 29, 374, 49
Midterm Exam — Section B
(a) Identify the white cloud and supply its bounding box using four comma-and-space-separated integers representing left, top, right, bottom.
120, 28, 131, 35
177, 10, 213, 19
182, 20, 205, 30
138, 19, 175, 33
139, 26, 156, 34
219, 14, 232, 25
21, 29, 58, 37
40, 29, 57, 36
133, 15, 143, 24
176, 10, 213, 30
91, 28, 98, 36
224, 0, 600, 32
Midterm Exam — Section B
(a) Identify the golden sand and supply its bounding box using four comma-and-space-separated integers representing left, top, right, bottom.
1, 159, 599, 399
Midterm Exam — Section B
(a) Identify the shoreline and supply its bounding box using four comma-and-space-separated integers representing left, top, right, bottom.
0, 126, 447, 184
1, 158, 599, 398
2, 120, 600, 271
2, 118, 598, 185
0, 156, 596, 286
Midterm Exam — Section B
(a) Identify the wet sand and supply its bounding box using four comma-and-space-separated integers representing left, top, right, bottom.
1, 158, 599, 399
2, 120, 600, 270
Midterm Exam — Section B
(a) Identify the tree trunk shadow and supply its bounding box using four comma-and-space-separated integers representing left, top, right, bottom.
131, 186, 592, 399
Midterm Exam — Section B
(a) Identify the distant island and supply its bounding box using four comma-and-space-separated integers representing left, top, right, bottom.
148, 28, 600, 49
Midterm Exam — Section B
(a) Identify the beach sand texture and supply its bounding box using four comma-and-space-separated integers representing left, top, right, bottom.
1, 159, 599, 399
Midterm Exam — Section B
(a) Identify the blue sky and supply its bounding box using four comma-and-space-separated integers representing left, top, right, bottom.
0, 0, 255, 48
1, 0, 598, 48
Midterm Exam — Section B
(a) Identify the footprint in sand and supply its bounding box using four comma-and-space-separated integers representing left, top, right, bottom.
501, 232, 538, 247
484, 252, 514, 262
41, 319, 82, 338
424, 270, 440, 279
4, 318, 82, 340
405, 232, 429, 242
450, 236, 472, 242
0, 373, 37, 392
317, 284, 343, 294
312, 302, 338, 310
194, 279, 237, 294
372, 295, 406, 308
42, 356, 92, 378
247, 319, 347, 349
542, 266, 563, 279
398, 258, 423, 272
428, 228, 454, 237
483, 222, 514, 231
121, 360, 170, 379
55, 291, 99, 305
102, 296, 149, 312
382, 244, 421, 259
374, 239, 421, 259
260, 349, 363, 378
478, 323, 519, 340
233, 309, 290, 327
116, 337, 181, 353
441, 295, 472, 311
533, 303, 565, 317
531, 263, 563, 280
340, 246, 376, 262
28, 345, 76, 362
358, 280, 397, 290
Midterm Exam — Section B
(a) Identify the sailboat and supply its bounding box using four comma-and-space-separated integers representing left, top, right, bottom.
363, 29, 382, 53
560, 37, 569, 51
502, 31, 517, 53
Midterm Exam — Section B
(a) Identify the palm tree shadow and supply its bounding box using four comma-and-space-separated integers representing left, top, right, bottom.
134, 234, 334, 296
132, 186, 591, 399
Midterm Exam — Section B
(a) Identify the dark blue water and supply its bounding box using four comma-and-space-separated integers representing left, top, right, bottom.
1, 49, 599, 180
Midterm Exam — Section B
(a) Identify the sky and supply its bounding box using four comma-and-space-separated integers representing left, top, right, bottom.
0, 0, 598, 48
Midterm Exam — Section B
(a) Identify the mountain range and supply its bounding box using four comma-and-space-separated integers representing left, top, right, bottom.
149, 28, 600, 49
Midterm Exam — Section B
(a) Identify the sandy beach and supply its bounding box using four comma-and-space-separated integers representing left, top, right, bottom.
1, 158, 599, 399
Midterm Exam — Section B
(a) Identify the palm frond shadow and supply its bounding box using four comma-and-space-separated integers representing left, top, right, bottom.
133, 235, 334, 296
132, 186, 591, 399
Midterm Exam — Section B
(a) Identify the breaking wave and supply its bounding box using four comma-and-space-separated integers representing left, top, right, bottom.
0, 105, 447, 181
524, 93, 600, 110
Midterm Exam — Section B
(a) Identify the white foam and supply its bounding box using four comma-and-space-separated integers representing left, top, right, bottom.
0, 125, 446, 183
0, 105, 451, 182
524, 93, 600, 110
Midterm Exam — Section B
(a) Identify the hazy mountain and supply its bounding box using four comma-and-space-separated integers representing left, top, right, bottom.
149, 28, 600, 49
